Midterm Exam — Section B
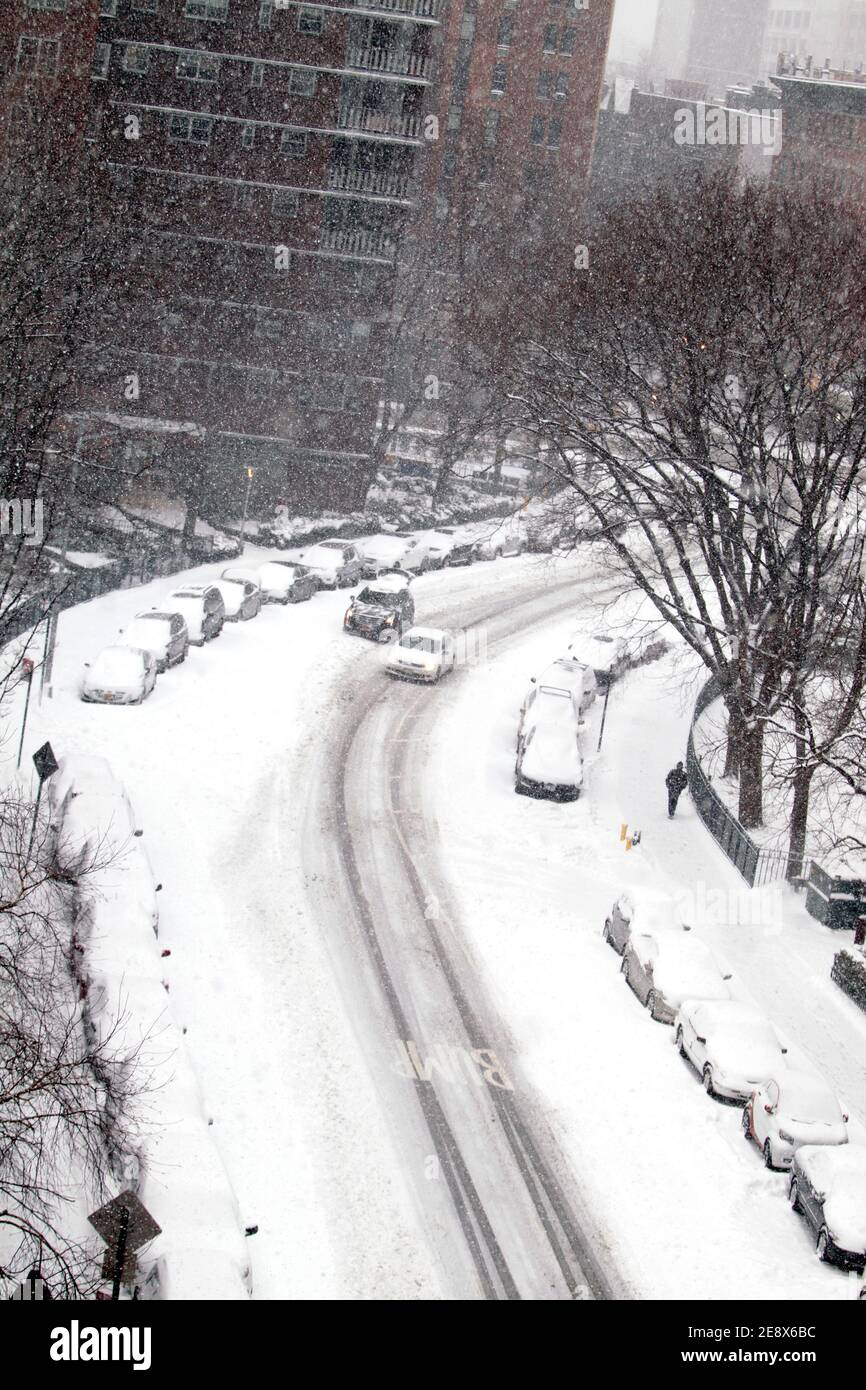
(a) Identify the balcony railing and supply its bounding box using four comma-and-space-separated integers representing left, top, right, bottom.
337, 106, 422, 139
320, 226, 396, 258
352, 0, 441, 19
327, 165, 411, 198
346, 45, 431, 80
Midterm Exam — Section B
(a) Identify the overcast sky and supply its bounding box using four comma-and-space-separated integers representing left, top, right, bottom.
610, 0, 659, 61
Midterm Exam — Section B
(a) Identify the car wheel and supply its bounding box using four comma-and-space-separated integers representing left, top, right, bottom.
676, 1027, 687, 1057
621, 957, 630, 983
816, 1228, 831, 1263
789, 1180, 802, 1213
646, 990, 657, 1020
742, 1107, 752, 1139
763, 1139, 776, 1170
702, 1066, 716, 1098
603, 920, 612, 944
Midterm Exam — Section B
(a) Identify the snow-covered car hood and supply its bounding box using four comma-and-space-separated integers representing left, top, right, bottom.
350, 600, 397, 624
711, 1031, 782, 1084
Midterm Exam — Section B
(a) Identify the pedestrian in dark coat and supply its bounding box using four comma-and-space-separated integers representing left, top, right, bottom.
666, 761, 688, 818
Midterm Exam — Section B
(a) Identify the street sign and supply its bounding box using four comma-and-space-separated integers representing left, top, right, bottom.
32, 741, 59, 781
88, 1191, 161, 1252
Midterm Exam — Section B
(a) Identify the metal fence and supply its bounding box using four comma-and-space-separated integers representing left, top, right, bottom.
0, 544, 187, 650
686, 675, 802, 888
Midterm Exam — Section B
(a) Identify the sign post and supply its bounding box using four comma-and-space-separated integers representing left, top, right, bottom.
88, 1191, 161, 1300
16, 657, 35, 771
596, 680, 612, 752
240, 467, 254, 555
27, 740, 59, 864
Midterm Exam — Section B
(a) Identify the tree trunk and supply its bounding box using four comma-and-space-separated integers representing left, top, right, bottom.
738, 720, 764, 827
787, 703, 813, 881
724, 701, 742, 778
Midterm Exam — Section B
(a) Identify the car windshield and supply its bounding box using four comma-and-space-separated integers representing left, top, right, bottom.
357, 589, 393, 606
93, 648, 141, 680
783, 1080, 842, 1124
402, 635, 438, 653
319, 541, 346, 551
126, 619, 166, 642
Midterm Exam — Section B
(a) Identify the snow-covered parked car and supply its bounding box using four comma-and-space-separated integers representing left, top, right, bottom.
165, 585, 225, 644
357, 533, 431, 576
344, 579, 415, 641
514, 684, 583, 799
256, 561, 316, 604
214, 576, 262, 622
788, 1144, 866, 1270
567, 628, 629, 687
621, 928, 732, 1023
119, 610, 189, 672
297, 539, 363, 588
603, 886, 688, 956
48, 754, 145, 881
675, 1000, 788, 1101
81, 645, 158, 705
518, 660, 596, 755
385, 627, 456, 682
472, 518, 526, 560
413, 529, 457, 569
743, 1071, 849, 1170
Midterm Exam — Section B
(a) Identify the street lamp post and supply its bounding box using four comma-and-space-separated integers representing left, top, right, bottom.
239, 467, 254, 556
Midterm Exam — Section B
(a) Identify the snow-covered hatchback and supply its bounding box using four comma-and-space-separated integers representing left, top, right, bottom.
744, 1071, 849, 1170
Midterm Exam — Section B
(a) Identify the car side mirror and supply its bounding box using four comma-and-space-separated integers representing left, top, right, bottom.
84, 662, 90, 669
155, 883, 163, 893
764, 1103, 775, 1115
530, 677, 536, 684
133, 829, 143, 838
696, 1035, 707, 1045
780, 1047, 788, 1055
723, 973, 732, 980
843, 1113, 849, 1123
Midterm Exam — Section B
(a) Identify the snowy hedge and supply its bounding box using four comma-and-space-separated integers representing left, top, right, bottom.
831, 948, 866, 1015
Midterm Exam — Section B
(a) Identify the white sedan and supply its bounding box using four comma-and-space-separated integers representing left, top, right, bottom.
675, 1000, 788, 1100
81, 645, 158, 706
621, 929, 732, 1023
743, 1071, 849, 1169
385, 627, 456, 682
567, 629, 629, 685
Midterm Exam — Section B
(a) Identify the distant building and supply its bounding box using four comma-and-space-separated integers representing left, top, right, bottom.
648, 0, 771, 100
773, 68, 866, 207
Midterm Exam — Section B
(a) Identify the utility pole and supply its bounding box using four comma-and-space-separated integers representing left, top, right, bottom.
41, 440, 81, 703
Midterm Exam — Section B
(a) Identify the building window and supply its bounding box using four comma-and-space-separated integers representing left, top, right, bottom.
184, 0, 228, 20
537, 70, 552, 97
26, 0, 67, 11
281, 128, 307, 157
133, 0, 159, 11
530, 114, 545, 145
442, 152, 457, 178
16, 36, 60, 75
232, 184, 255, 210
478, 155, 493, 184
543, 25, 558, 52
259, 1, 272, 29
272, 189, 299, 218
447, 106, 462, 131
555, 71, 569, 97
123, 45, 150, 75
249, 62, 264, 87
176, 50, 221, 81
168, 113, 213, 144
547, 118, 561, 148
561, 26, 577, 54
297, 6, 324, 35
497, 17, 513, 47
483, 109, 500, 147
491, 62, 507, 95
99, 0, 117, 13
241, 122, 255, 148
92, 43, 111, 79
289, 68, 317, 96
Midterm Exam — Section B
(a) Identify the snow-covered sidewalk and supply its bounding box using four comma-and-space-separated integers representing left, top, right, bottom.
426, 617, 866, 1300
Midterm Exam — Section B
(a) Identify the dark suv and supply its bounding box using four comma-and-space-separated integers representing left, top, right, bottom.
343, 582, 415, 642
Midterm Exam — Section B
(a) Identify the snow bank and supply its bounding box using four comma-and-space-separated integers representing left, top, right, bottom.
53, 757, 252, 1300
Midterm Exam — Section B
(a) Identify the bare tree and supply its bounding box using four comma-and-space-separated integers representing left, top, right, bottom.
501, 172, 866, 838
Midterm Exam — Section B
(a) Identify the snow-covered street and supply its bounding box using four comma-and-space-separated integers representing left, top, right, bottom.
13, 549, 864, 1300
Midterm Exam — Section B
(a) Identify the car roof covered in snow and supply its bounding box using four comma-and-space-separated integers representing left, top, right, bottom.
535, 658, 594, 693
795, 1144, 866, 1250
400, 626, 447, 642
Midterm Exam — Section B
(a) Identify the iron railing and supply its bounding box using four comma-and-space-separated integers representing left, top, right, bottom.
687, 675, 807, 887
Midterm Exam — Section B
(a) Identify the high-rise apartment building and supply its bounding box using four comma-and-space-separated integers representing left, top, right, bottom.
2, 1, 615, 517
